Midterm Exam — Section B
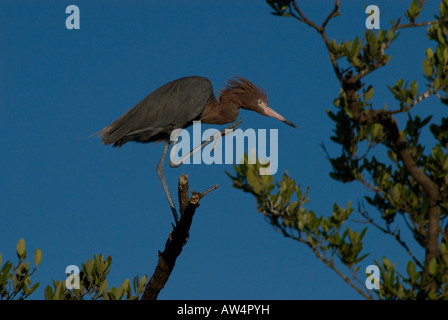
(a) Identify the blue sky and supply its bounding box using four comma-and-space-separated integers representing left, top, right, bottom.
0, 1, 443, 299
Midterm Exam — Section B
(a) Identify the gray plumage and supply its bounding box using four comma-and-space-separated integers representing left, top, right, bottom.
101, 76, 213, 148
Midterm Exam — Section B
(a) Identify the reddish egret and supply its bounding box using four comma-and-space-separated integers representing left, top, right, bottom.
100, 76, 296, 224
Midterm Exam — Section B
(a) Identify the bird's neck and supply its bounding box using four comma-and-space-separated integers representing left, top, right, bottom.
199, 93, 240, 125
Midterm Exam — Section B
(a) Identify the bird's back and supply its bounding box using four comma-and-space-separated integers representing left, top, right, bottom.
101, 76, 214, 147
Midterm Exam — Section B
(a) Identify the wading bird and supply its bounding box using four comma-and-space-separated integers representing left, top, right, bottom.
100, 76, 296, 224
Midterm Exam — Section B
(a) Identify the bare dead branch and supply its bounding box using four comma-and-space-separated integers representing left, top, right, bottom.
357, 205, 424, 269
321, 0, 340, 29
291, 0, 343, 82
140, 174, 218, 300
396, 19, 447, 30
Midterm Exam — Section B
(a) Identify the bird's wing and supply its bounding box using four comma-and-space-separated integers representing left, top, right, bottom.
101, 76, 213, 145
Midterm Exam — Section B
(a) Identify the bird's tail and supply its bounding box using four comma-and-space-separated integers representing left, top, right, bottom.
98, 111, 134, 148
87, 129, 104, 140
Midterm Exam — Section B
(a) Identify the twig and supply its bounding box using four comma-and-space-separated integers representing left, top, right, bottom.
390, 88, 433, 114
268, 215, 372, 300
357, 205, 424, 269
291, 0, 321, 31
195, 185, 219, 199
321, 0, 341, 29
396, 19, 446, 30
290, 0, 343, 82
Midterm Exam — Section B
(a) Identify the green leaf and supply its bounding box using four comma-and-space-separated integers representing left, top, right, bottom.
247, 167, 262, 195
54, 281, 63, 300
383, 257, 391, 269
370, 123, 383, 141
100, 279, 108, 295
121, 278, 130, 292
426, 48, 434, 59
390, 184, 401, 203
440, 242, 447, 253
365, 86, 374, 102
410, 0, 418, 12
434, 76, 441, 91
429, 257, 437, 275
16, 238, 26, 258
44, 285, 54, 300
288, 200, 299, 214
85, 259, 94, 275
28, 282, 40, 296
117, 283, 126, 299
422, 59, 434, 77
137, 275, 147, 294
387, 29, 394, 41
0, 262, 13, 282
351, 36, 359, 55
331, 38, 338, 53
108, 287, 117, 300
409, 80, 418, 97
406, 260, 416, 279
344, 106, 353, 118
34, 248, 42, 267
333, 98, 340, 107
428, 289, 438, 299
396, 285, 405, 299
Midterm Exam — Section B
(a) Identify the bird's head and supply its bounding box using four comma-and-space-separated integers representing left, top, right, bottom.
220, 76, 297, 128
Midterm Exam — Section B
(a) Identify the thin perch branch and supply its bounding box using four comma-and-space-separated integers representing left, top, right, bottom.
140, 174, 218, 300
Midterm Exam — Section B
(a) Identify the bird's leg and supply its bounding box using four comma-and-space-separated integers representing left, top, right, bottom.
157, 141, 180, 224
169, 119, 242, 168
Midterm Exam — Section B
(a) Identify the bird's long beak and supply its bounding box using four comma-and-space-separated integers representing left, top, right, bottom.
263, 105, 297, 128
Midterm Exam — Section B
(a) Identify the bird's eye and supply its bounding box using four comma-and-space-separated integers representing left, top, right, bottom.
257, 99, 263, 105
